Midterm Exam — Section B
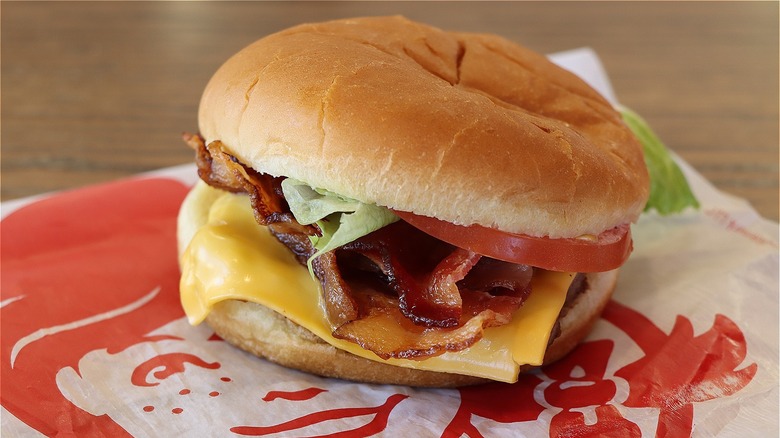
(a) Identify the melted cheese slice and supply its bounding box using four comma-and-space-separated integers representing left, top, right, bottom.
179, 184, 574, 383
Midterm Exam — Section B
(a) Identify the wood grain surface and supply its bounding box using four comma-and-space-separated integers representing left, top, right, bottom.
2, 2, 778, 220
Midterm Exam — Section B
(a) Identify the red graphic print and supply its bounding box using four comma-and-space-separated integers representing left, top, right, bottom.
131, 353, 221, 387
603, 300, 757, 437
550, 405, 641, 438
1, 178, 190, 437
543, 340, 617, 408
542, 340, 642, 436
541, 339, 642, 436
441, 299, 756, 438
231, 393, 408, 437
262, 387, 328, 402
441, 373, 544, 437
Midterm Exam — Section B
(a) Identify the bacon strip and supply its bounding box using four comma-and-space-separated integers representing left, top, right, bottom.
184, 133, 318, 237
413, 248, 480, 327
459, 257, 533, 295
333, 288, 502, 360
330, 222, 534, 358
311, 251, 358, 327
340, 222, 464, 327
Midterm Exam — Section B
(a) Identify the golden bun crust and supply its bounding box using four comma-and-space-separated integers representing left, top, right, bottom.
198, 16, 649, 238
203, 270, 617, 387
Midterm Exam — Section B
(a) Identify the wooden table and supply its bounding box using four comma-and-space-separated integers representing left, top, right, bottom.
3, 2, 778, 221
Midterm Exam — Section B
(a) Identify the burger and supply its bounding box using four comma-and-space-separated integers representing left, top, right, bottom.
177, 16, 650, 387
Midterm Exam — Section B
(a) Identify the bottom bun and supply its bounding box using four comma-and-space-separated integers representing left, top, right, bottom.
204, 270, 617, 387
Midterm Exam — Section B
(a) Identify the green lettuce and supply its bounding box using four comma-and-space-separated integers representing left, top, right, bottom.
620, 107, 700, 214
281, 178, 399, 262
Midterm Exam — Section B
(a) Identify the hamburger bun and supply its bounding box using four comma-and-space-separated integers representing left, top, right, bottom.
179, 16, 647, 387
197, 16, 648, 239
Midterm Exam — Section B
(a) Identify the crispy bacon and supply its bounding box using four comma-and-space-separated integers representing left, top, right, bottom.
415, 248, 480, 326
459, 258, 533, 295
189, 134, 537, 360
340, 222, 464, 327
185, 132, 243, 194
184, 133, 318, 237
311, 251, 358, 327
330, 222, 533, 358
333, 287, 504, 360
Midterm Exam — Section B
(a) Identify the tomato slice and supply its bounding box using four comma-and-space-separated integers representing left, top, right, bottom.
393, 211, 632, 273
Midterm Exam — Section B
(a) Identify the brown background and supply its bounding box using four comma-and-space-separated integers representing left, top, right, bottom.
3, 2, 778, 220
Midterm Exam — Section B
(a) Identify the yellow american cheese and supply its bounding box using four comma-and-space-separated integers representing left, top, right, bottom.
179, 186, 574, 383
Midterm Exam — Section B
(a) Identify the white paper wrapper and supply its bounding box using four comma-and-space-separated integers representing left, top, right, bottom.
2, 48, 777, 437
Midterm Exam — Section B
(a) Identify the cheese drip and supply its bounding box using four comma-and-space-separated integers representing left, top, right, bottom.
179, 183, 574, 383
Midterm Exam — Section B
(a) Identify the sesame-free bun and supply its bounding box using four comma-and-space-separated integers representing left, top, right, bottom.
198, 16, 649, 239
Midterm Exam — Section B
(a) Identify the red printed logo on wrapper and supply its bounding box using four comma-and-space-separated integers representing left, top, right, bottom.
0, 177, 758, 437
1, 178, 190, 436
441, 301, 757, 437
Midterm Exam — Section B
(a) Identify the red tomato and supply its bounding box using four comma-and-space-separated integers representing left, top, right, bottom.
393, 211, 632, 273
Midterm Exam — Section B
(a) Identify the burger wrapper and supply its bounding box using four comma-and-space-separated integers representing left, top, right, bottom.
2, 48, 777, 437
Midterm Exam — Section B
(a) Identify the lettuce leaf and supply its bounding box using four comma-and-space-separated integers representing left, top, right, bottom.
281, 178, 399, 261
620, 107, 700, 214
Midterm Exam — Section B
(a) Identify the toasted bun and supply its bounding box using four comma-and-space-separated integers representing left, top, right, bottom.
203, 270, 616, 387
198, 16, 649, 238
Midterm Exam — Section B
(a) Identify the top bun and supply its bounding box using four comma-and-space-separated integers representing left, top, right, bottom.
198, 16, 649, 238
